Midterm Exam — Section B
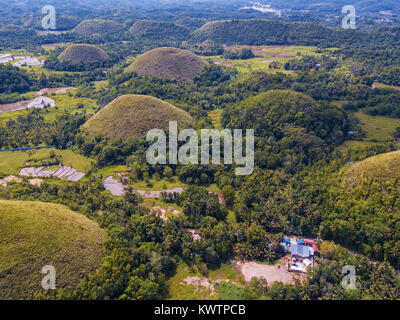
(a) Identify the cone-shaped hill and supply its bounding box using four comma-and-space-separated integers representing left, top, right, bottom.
82, 94, 193, 141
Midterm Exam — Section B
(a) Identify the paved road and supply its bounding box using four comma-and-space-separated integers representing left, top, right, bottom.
103, 176, 223, 203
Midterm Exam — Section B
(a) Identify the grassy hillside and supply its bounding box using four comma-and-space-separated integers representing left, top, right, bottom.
58, 44, 110, 63
72, 19, 126, 36
82, 94, 193, 141
125, 47, 207, 82
344, 150, 400, 186
0, 200, 105, 299
129, 20, 190, 41
0, 24, 25, 33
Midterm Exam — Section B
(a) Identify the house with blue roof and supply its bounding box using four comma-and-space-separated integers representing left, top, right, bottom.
290, 243, 314, 273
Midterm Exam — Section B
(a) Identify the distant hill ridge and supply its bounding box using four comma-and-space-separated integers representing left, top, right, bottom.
193, 19, 400, 48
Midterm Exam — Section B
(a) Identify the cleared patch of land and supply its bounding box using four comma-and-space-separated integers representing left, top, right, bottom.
167, 263, 244, 300
0, 148, 94, 176
0, 200, 105, 299
354, 111, 400, 142
234, 259, 304, 285
35, 87, 75, 96
206, 45, 326, 75
373, 83, 400, 91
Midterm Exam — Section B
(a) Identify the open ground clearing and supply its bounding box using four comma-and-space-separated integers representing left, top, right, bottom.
207, 45, 333, 75
0, 96, 55, 114
0, 148, 94, 176
234, 259, 305, 285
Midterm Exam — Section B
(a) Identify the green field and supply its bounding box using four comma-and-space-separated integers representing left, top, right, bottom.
0, 148, 94, 176
355, 111, 400, 142
204, 45, 327, 75
131, 176, 186, 191
0, 200, 105, 299
0, 90, 97, 124
166, 262, 244, 300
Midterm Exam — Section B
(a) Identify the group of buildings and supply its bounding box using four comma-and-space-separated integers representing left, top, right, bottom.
0, 54, 44, 67
281, 236, 319, 273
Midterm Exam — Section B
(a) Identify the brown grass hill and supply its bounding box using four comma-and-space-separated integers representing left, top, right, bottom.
125, 47, 208, 82
72, 19, 126, 36
0, 200, 105, 299
0, 24, 25, 33
342, 150, 400, 188
82, 94, 193, 141
129, 20, 190, 41
58, 44, 110, 63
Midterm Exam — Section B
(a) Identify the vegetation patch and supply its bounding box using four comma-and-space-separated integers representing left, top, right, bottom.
129, 20, 189, 41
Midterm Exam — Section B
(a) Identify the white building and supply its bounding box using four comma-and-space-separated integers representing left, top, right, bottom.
0, 54, 14, 64
12, 57, 44, 67
27, 96, 55, 109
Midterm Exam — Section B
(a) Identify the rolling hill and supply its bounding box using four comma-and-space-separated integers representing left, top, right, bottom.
82, 94, 193, 141
343, 150, 400, 186
72, 19, 126, 36
129, 20, 190, 40
193, 19, 334, 46
58, 44, 110, 63
0, 24, 25, 33
125, 47, 207, 82
0, 200, 105, 299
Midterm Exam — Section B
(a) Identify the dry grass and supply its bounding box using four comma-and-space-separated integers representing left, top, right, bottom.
125, 47, 207, 82
83, 94, 193, 140
58, 44, 110, 63
0, 200, 105, 299
72, 19, 125, 36
344, 150, 400, 184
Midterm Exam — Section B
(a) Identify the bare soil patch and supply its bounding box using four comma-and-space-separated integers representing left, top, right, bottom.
0, 100, 30, 113
35, 87, 75, 96
234, 258, 305, 285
